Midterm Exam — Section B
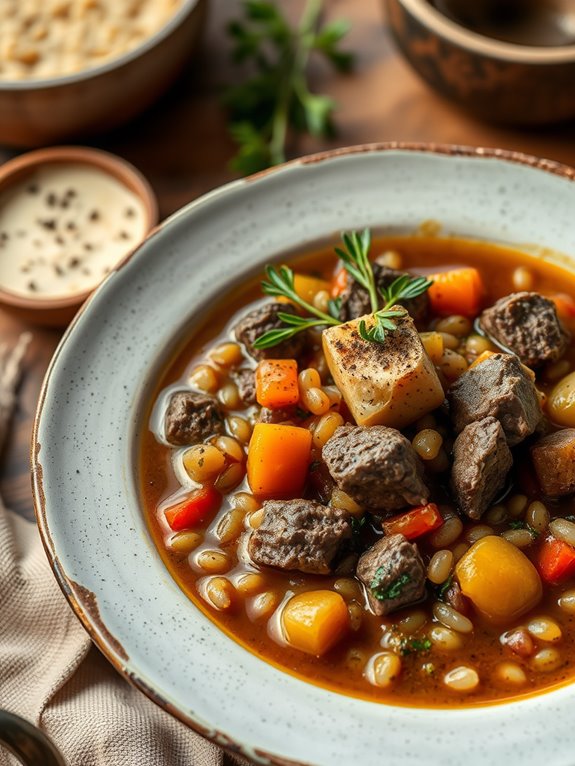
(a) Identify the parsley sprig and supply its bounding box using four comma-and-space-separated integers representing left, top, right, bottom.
225, 0, 354, 175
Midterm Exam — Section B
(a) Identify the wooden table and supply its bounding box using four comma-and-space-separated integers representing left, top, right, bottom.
2, 0, 575, 520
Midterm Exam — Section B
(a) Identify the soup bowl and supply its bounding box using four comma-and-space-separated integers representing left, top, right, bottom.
32, 143, 575, 765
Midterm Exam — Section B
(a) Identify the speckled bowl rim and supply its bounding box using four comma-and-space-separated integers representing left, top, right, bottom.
0, 0, 201, 89
399, 0, 575, 62
31, 142, 575, 766
0, 145, 158, 313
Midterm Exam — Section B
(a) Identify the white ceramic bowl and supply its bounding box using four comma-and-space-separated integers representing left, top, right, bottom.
32, 144, 575, 766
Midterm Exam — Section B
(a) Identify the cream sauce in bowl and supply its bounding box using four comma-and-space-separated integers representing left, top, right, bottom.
0, 163, 147, 298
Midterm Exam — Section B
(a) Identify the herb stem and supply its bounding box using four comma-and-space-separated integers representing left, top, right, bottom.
269, 0, 322, 166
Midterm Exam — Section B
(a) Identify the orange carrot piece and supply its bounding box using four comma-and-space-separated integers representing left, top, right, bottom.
428, 268, 484, 317
550, 293, 575, 320
331, 267, 348, 297
382, 503, 443, 540
255, 359, 299, 409
247, 423, 312, 497
537, 535, 575, 584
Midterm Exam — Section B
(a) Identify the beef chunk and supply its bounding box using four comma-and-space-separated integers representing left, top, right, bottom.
480, 292, 569, 368
450, 417, 513, 520
164, 391, 224, 446
234, 301, 306, 361
356, 534, 426, 616
338, 263, 428, 324
322, 424, 429, 513
247, 499, 351, 574
233, 368, 256, 405
448, 353, 541, 446
531, 429, 575, 496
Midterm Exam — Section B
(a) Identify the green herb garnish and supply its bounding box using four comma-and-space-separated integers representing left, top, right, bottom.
253, 228, 433, 350
358, 274, 434, 344
253, 265, 339, 350
437, 575, 453, 602
508, 520, 539, 539
224, 0, 354, 175
400, 637, 432, 656
335, 230, 379, 313
370, 568, 411, 602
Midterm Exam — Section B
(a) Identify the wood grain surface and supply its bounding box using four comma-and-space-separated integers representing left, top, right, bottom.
1, 0, 575, 520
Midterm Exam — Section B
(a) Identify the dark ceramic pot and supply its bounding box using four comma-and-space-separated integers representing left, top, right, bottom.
386, 0, 575, 124
0, 710, 66, 766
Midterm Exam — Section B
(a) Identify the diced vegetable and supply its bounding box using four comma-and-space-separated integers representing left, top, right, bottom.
382, 503, 443, 540
255, 359, 299, 409
164, 487, 221, 531
468, 350, 497, 369
331, 267, 348, 297
322, 312, 445, 429
456, 536, 542, 622
537, 536, 575, 584
550, 293, 575, 320
247, 423, 312, 497
548, 371, 575, 427
279, 274, 332, 305
428, 268, 484, 317
282, 590, 349, 656
419, 332, 444, 364
531, 430, 575, 496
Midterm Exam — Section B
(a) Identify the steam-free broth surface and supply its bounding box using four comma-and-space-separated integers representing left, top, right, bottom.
140, 235, 575, 706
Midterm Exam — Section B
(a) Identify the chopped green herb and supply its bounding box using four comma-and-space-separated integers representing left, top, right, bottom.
400, 637, 432, 656
437, 575, 453, 602
508, 520, 539, 539
370, 568, 411, 602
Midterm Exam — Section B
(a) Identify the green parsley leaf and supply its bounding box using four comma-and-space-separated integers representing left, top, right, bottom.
370, 568, 411, 602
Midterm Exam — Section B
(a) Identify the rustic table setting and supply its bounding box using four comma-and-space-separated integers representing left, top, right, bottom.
0, 0, 575, 763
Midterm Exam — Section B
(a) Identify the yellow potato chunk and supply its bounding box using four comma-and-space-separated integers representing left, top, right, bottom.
548, 371, 575, 427
282, 590, 349, 656
456, 536, 542, 623
322, 313, 445, 429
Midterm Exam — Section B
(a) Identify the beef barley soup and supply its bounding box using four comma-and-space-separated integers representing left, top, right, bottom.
140, 233, 575, 706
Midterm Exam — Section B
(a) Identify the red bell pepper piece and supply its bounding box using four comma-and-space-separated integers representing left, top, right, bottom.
382, 503, 443, 541
164, 486, 221, 531
537, 535, 575, 584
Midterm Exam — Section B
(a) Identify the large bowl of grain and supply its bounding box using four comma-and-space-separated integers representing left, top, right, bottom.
0, 0, 207, 147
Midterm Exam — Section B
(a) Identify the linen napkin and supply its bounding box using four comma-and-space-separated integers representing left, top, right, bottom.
0, 335, 251, 766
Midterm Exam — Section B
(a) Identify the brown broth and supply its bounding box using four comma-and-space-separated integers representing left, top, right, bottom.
139, 235, 575, 707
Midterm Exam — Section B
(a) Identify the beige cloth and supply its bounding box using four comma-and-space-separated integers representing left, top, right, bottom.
0, 339, 251, 766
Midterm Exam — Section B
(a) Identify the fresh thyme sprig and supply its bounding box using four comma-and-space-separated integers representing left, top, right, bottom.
224, 0, 354, 175
253, 265, 339, 350
335, 229, 379, 313
358, 273, 434, 344
253, 230, 433, 350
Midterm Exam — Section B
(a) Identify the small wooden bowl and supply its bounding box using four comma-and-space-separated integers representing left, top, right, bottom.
0, 146, 158, 327
386, 0, 575, 124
